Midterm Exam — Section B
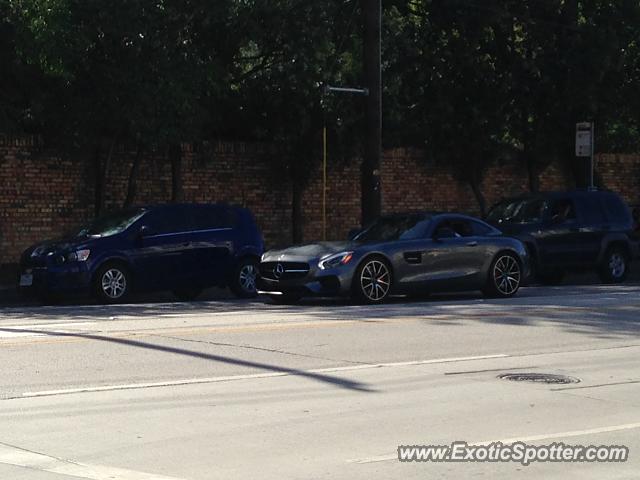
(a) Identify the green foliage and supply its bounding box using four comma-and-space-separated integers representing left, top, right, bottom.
2, 0, 640, 195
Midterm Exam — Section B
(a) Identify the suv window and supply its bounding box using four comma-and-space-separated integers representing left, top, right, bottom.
578, 195, 607, 224
602, 194, 630, 224
144, 206, 193, 235
487, 198, 548, 224
549, 198, 577, 222
191, 205, 234, 231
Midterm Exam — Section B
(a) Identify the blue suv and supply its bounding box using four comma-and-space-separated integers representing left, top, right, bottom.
19, 203, 264, 303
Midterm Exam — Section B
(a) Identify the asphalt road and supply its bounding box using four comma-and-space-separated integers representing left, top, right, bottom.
0, 284, 639, 479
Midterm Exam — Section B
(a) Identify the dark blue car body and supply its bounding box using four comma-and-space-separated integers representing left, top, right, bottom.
19, 203, 264, 301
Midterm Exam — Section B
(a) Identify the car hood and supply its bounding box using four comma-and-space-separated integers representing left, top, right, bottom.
262, 241, 356, 262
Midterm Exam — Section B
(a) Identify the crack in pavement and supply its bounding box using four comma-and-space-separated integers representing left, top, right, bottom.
151, 334, 372, 366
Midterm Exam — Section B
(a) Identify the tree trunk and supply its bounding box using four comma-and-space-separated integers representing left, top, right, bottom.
291, 181, 304, 244
469, 178, 487, 218
94, 135, 117, 216
169, 144, 183, 202
526, 151, 540, 193
93, 146, 103, 217
123, 142, 144, 208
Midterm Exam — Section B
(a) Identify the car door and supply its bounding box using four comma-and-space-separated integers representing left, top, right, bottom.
422, 217, 484, 290
537, 197, 582, 266
129, 205, 192, 291
185, 205, 236, 286
573, 194, 608, 264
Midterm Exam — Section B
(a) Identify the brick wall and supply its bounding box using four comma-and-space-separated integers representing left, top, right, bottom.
1, 134, 639, 268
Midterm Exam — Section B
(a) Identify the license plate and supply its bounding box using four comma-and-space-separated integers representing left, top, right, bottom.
19, 274, 33, 287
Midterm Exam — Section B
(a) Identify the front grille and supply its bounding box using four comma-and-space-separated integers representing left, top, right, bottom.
260, 262, 310, 281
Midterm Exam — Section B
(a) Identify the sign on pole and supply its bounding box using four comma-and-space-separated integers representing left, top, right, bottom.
576, 122, 595, 190
575, 122, 592, 157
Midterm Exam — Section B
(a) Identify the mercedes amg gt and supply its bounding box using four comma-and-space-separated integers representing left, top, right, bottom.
258, 212, 529, 303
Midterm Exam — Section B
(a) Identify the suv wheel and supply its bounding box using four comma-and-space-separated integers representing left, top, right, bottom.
229, 257, 259, 298
599, 248, 629, 283
95, 263, 131, 303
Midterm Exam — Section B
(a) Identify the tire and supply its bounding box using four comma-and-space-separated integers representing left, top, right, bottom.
94, 262, 131, 304
599, 247, 629, 283
483, 252, 522, 298
352, 256, 392, 304
267, 293, 303, 304
535, 270, 565, 286
172, 287, 203, 302
229, 257, 259, 298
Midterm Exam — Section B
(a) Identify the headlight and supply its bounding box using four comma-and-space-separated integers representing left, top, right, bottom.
67, 249, 91, 262
318, 251, 354, 270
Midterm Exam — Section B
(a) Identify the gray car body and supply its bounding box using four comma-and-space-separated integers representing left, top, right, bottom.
259, 213, 529, 298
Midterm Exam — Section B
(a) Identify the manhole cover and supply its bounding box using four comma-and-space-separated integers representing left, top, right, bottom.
498, 373, 580, 385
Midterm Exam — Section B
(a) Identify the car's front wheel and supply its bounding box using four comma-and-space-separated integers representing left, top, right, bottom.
483, 252, 522, 298
94, 263, 131, 303
229, 257, 259, 298
599, 247, 629, 283
353, 257, 392, 304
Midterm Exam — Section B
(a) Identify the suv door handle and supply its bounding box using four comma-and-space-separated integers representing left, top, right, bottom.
466, 241, 478, 247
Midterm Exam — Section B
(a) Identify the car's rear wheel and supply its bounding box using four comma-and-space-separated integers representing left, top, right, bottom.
353, 257, 392, 304
229, 257, 259, 298
172, 287, 203, 302
95, 263, 131, 303
483, 252, 521, 298
599, 247, 629, 283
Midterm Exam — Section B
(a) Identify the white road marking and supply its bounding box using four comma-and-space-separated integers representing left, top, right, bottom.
0, 442, 184, 479
350, 422, 640, 464
17, 354, 508, 399
0, 322, 96, 338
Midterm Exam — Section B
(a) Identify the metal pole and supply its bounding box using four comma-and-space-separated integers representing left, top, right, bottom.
590, 122, 595, 190
361, 0, 382, 226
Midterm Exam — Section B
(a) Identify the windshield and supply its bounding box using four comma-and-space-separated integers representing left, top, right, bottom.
354, 214, 432, 242
78, 208, 147, 237
486, 198, 548, 224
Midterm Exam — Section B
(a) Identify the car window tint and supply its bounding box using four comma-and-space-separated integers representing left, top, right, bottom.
579, 196, 606, 224
603, 194, 629, 224
550, 199, 577, 221
471, 220, 493, 236
144, 206, 192, 235
435, 219, 473, 237
191, 205, 233, 230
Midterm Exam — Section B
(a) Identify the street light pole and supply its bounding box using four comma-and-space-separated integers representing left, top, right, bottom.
362, 0, 382, 226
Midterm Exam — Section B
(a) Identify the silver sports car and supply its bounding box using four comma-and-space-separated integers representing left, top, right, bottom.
258, 212, 529, 303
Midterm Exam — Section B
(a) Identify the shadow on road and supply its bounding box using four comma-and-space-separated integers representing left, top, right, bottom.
0, 326, 374, 394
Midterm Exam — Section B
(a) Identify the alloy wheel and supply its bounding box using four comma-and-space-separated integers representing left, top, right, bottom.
360, 260, 391, 302
493, 255, 521, 296
239, 264, 258, 293
101, 268, 127, 299
608, 252, 626, 279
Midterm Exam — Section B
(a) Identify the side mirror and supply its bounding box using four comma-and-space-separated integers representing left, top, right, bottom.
348, 228, 361, 241
434, 227, 457, 240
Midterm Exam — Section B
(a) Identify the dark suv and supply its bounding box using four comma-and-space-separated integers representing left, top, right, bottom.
486, 190, 638, 284
19, 203, 263, 303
